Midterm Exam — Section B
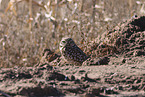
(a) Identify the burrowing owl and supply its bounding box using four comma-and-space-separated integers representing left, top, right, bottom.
59, 37, 88, 65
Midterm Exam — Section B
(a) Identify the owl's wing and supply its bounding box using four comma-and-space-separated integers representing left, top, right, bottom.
72, 46, 88, 63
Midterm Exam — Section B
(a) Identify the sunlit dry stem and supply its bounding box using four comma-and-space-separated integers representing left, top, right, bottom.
92, 0, 96, 32
80, 0, 84, 12
29, 0, 32, 31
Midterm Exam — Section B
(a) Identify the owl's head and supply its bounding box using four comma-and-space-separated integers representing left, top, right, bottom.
59, 37, 76, 50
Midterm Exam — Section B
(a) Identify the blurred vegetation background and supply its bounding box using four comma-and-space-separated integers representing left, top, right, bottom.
0, 0, 145, 67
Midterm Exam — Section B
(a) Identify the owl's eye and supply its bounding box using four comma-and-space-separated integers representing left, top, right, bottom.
62, 41, 66, 43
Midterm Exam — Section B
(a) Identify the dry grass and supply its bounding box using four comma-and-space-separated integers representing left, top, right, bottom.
0, 0, 144, 67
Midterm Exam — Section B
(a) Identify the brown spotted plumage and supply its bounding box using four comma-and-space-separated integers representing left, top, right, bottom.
59, 37, 88, 65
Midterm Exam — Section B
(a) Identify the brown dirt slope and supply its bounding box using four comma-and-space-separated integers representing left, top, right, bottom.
89, 15, 145, 58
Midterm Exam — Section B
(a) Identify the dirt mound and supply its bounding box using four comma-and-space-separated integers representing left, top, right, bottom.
89, 16, 145, 58
0, 65, 65, 96
1, 61, 145, 97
